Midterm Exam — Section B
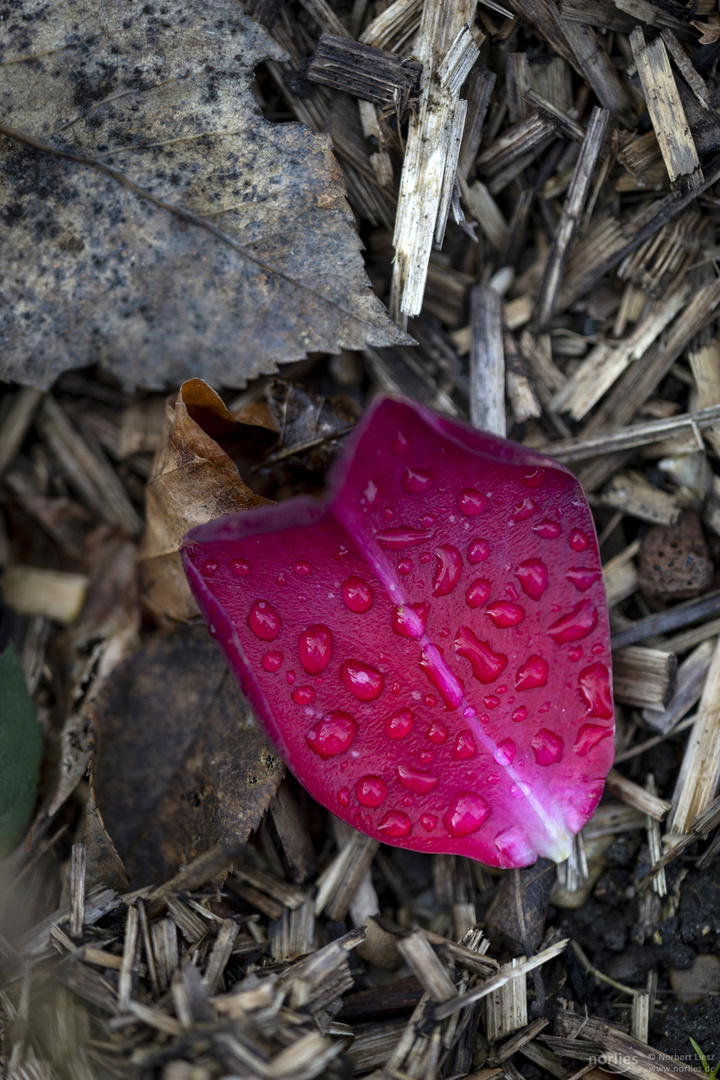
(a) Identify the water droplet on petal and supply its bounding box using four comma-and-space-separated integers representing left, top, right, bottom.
455, 627, 508, 684
385, 708, 414, 739
523, 469, 546, 489
398, 557, 413, 575
338, 788, 350, 807
548, 601, 598, 644
421, 814, 438, 831
293, 561, 312, 576
419, 645, 464, 709
419, 751, 434, 764
356, 775, 387, 807
292, 686, 315, 705
403, 467, 433, 492
424, 695, 437, 707
393, 432, 409, 454
452, 730, 477, 760
494, 825, 535, 865
392, 602, 430, 639
569, 646, 583, 661
463, 705, 477, 719
511, 497, 537, 521
466, 579, 491, 608
396, 763, 439, 794
575, 723, 613, 756
468, 538, 490, 564
458, 488, 487, 516
512, 705, 527, 722
515, 655, 549, 691
533, 520, 561, 539
484, 695, 499, 709
248, 600, 282, 641
376, 527, 433, 549
532, 728, 564, 765
286, 672, 295, 685
570, 529, 590, 551
340, 659, 384, 700
432, 544, 462, 597
567, 567, 601, 591
378, 810, 411, 837
426, 719, 448, 743
516, 558, 549, 600
578, 663, 613, 718
298, 625, 333, 674
486, 601, 525, 628
232, 559, 250, 576
306, 712, 358, 758
262, 651, 284, 672
342, 576, 374, 613
494, 738, 516, 766
202, 560, 218, 576
443, 792, 490, 837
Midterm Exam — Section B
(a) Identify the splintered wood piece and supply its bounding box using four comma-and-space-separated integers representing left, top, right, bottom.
118, 906, 140, 1012
470, 285, 505, 436
307, 33, 422, 112
231, 864, 307, 909
612, 647, 677, 712
534, 106, 609, 331
458, 67, 497, 181
390, 0, 478, 322
0, 386, 44, 482
630, 26, 703, 192
268, 782, 315, 884
504, 331, 542, 423
668, 636, 720, 837
641, 639, 716, 736
645, 776, 667, 898
357, 914, 404, 969
541, 404, 720, 463
484, 957, 528, 1041
560, 20, 633, 116
689, 338, 720, 456
606, 770, 671, 822
660, 29, 711, 111
70, 844, 87, 939
396, 931, 457, 1001
315, 832, 379, 921
270, 898, 317, 960
203, 920, 239, 995
503, 0, 577, 70
631, 990, 652, 1042
551, 1010, 703, 1080
618, 210, 704, 298
599, 471, 681, 526
490, 1016, 549, 1063
359, 0, 423, 51
297, 0, 352, 37
2, 565, 89, 625
460, 177, 509, 249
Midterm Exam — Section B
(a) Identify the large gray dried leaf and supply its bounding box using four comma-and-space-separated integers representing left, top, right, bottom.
0, 0, 409, 390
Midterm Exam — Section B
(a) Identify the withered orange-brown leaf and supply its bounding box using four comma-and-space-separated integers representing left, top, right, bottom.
0, 0, 410, 391
89, 625, 283, 887
139, 378, 272, 621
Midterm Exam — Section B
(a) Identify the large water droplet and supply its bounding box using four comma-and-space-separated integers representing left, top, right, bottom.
532, 728, 564, 765
570, 529, 590, 551
340, 659, 384, 700
262, 651, 284, 672
458, 488, 487, 516
403, 467, 433, 493
569, 646, 583, 661
292, 686, 315, 705
493, 738, 516, 766
443, 792, 490, 837
376, 527, 433, 549
484, 695, 499, 709
432, 545, 462, 597
378, 810, 411, 837
419, 645, 464, 709
515, 655, 549, 691
455, 627, 508, 684
575, 723, 613, 757
356, 775, 387, 807
398, 557, 413, 575
516, 558, 549, 600
293, 561, 312, 576
511, 497, 537, 521
306, 712, 358, 759
396, 763, 439, 794
248, 600, 282, 641
298, 624, 333, 674
466, 578, 491, 609
567, 567, 600, 591
512, 705, 527, 722
232, 559, 251, 576
392, 602, 429, 639
578, 663, 613, 719
486, 601, 526, 628
343, 576, 373, 613
420, 814, 438, 831
452, 730, 477, 760
548, 601, 598, 644
533, 520, 561, 539
426, 719, 448, 744
385, 708, 414, 739
467, 538, 490, 564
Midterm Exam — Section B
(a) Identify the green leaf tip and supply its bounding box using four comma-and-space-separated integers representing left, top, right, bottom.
0, 644, 43, 858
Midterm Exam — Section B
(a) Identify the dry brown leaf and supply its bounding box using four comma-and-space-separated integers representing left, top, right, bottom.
139, 378, 272, 621
692, 17, 720, 44
0, 0, 410, 391
89, 625, 283, 886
